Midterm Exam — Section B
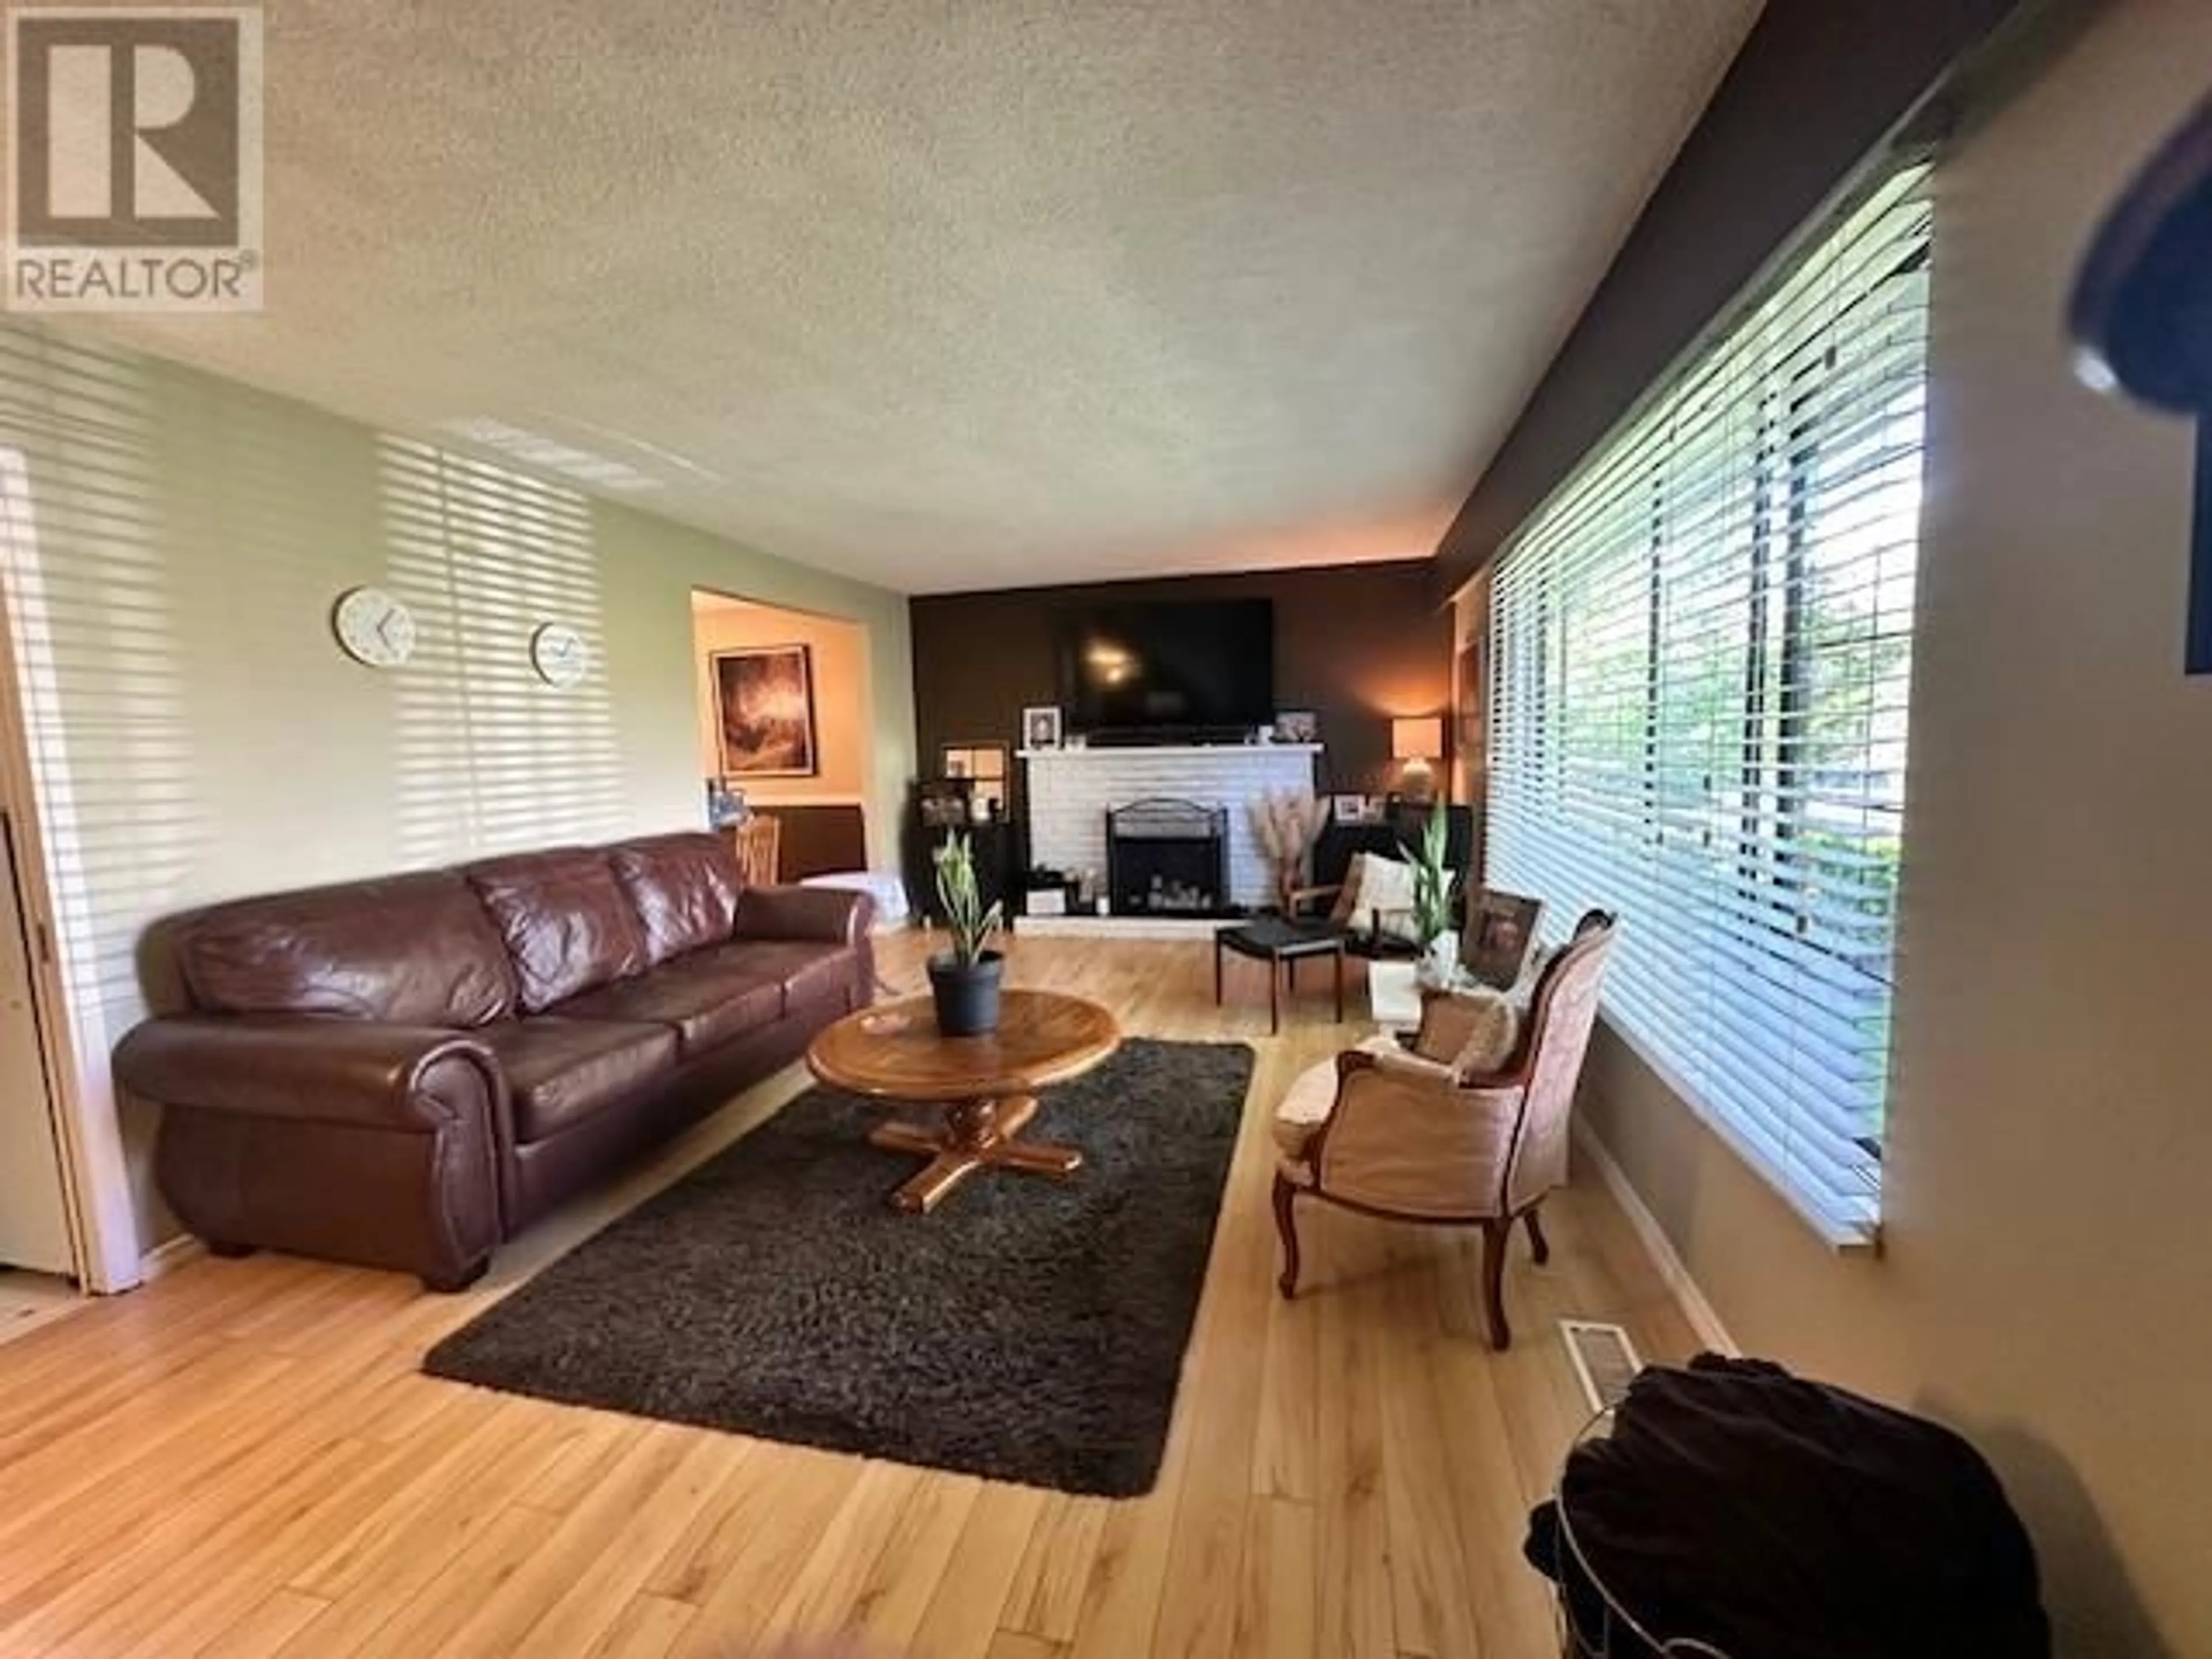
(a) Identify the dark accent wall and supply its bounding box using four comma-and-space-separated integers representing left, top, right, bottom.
910, 561, 1452, 800
1434, 0, 2044, 595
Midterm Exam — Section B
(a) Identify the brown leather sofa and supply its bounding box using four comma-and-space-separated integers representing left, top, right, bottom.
113, 832, 875, 1289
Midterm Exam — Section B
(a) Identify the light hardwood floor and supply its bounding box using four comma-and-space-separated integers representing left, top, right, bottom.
0, 1270, 79, 1341
0, 932, 1695, 1658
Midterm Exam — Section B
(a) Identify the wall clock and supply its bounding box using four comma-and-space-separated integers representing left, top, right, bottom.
530, 623, 589, 688
332, 586, 417, 669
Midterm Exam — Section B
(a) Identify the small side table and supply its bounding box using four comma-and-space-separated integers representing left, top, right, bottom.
1366, 958, 1423, 1035
1214, 916, 1346, 1035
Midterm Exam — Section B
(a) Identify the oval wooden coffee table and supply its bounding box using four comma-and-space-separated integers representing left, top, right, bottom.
806, 990, 1120, 1214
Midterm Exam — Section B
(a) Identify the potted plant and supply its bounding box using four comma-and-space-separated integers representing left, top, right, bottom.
929, 830, 1006, 1035
1403, 801, 1461, 986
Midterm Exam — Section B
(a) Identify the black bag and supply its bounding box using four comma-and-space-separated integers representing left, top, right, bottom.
1525, 1355, 2050, 1659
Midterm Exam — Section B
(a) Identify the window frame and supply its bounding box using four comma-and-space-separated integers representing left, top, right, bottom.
1483, 164, 1933, 1247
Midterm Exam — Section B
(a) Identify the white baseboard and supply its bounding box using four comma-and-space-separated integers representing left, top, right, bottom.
137, 1233, 204, 1283
1573, 1120, 1737, 1356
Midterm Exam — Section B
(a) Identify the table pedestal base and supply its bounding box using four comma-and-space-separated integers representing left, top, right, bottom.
866, 1094, 1084, 1213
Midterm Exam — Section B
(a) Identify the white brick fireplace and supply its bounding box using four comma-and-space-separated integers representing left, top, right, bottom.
1019, 743, 1321, 923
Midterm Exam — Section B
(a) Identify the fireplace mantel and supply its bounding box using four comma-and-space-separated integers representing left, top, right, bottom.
1016, 743, 1324, 761
1021, 743, 1321, 916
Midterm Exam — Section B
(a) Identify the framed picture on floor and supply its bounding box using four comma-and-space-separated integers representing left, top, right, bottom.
1463, 891, 1543, 989
711, 643, 819, 777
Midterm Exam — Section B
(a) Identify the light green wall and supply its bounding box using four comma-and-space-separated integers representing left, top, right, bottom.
0, 324, 914, 1253
1494, 3, 2212, 1652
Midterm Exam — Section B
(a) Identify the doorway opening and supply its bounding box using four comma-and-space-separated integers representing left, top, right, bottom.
692, 590, 874, 884
0, 678, 84, 1319
0, 435, 132, 1310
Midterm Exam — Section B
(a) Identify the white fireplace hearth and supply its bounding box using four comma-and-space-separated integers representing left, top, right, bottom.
1018, 743, 1321, 933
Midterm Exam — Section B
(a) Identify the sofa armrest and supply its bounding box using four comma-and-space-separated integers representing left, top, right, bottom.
113, 1014, 503, 1132
732, 883, 874, 946
119, 1014, 509, 1289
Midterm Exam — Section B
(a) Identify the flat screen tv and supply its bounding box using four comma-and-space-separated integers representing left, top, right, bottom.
1055, 599, 1275, 735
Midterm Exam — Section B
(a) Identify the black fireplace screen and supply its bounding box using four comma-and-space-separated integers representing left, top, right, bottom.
1105, 798, 1230, 916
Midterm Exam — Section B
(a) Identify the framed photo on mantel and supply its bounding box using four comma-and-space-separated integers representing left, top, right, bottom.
1021, 706, 1063, 751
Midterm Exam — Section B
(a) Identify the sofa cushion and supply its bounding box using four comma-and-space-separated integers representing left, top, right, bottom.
707, 939, 855, 1010
477, 1018, 677, 1142
557, 956, 786, 1057
464, 847, 652, 1014
180, 870, 517, 1027
608, 832, 747, 966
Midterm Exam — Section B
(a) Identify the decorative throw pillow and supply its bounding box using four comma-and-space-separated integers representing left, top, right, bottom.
1354, 855, 1421, 943
1413, 984, 1521, 1077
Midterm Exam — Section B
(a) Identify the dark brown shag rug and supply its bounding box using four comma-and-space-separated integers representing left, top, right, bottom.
423, 1037, 1254, 1497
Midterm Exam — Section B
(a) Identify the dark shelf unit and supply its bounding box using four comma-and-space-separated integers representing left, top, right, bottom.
902, 789, 1018, 926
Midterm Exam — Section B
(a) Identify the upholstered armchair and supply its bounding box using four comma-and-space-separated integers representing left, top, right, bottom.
1270, 910, 1618, 1348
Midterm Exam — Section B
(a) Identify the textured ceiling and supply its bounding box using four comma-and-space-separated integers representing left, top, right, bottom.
92, 1, 1762, 594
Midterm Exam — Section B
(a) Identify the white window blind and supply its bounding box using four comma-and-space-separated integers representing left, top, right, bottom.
1486, 165, 1931, 1241
377, 437, 630, 866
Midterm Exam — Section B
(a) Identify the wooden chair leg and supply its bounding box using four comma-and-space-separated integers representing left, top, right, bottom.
1479, 1219, 1513, 1349
1268, 959, 1281, 1035
1213, 938, 1224, 1005
1524, 1205, 1550, 1266
1273, 1175, 1302, 1298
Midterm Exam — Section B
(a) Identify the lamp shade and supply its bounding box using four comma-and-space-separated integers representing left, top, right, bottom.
1391, 716, 1444, 762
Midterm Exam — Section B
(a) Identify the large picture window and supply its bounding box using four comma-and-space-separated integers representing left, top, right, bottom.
1486, 166, 1931, 1240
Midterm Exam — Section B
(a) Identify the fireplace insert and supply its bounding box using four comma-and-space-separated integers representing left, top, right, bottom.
1105, 798, 1230, 917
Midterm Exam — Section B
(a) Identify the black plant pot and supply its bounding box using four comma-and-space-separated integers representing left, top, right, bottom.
927, 950, 1005, 1036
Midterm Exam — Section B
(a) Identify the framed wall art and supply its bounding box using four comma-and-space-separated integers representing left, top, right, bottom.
711, 643, 819, 777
